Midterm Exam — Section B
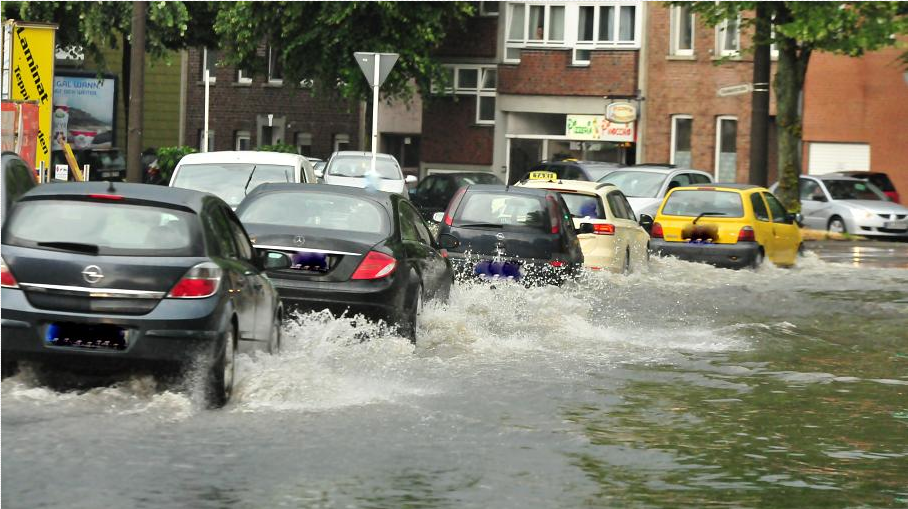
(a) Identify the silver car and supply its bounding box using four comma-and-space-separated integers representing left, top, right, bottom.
774, 175, 908, 237
597, 165, 713, 218
318, 151, 416, 196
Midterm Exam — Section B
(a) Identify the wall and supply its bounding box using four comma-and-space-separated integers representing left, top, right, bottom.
498, 49, 638, 97
422, 95, 493, 165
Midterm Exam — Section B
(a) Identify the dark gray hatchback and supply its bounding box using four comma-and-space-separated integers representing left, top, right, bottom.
1, 182, 282, 407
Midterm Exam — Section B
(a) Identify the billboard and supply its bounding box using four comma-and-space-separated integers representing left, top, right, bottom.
566, 114, 635, 143
52, 73, 117, 150
3, 21, 56, 170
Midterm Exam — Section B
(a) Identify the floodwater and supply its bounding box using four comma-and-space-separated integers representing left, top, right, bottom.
3, 251, 907, 508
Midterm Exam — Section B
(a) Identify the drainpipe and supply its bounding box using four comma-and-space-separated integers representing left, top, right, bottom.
635, 2, 648, 165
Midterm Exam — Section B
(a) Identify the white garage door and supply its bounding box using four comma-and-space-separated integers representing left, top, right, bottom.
807, 142, 870, 174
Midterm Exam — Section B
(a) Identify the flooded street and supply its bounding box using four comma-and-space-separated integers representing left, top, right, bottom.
3, 251, 907, 508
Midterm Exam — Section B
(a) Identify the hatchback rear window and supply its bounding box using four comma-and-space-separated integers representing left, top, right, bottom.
4, 199, 200, 256
866, 174, 895, 192
559, 192, 606, 219
455, 192, 548, 229
661, 190, 744, 218
326, 156, 401, 180
238, 191, 389, 235
172, 163, 294, 208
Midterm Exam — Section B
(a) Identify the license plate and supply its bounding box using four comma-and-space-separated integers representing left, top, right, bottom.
45, 323, 128, 351
884, 220, 908, 230
289, 251, 329, 272
474, 260, 521, 280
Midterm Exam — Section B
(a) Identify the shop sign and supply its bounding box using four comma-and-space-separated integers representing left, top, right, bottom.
605, 102, 637, 123
566, 114, 634, 143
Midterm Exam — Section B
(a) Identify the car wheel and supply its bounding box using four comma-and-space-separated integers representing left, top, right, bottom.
267, 309, 282, 355
751, 248, 765, 270
205, 324, 237, 409
400, 286, 423, 344
1, 359, 18, 378
828, 216, 847, 234
623, 248, 631, 274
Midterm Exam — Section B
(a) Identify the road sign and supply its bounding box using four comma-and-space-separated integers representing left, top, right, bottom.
354, 52, 399, 88
717, 83, 753, 97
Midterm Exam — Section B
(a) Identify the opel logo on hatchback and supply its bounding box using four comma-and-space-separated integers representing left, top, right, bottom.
82, 265, 104, 284
293, 235, 306, 246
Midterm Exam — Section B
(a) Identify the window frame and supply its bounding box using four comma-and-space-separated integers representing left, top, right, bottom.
479, 1, 500, 17
201, 48, 217, 83
714, 115, 738, 181
439, 64, 497, 125
716, 16, 741, 57
669, 5, 695, 56
236, 68, 252, 85
750, 192, 771, 222
235, 130, 251, 151
267, 45, 283, 85
670, 114, 693, 167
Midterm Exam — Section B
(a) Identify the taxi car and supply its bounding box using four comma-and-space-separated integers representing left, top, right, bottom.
517, 172, 650, 273
650, 184, 802, 269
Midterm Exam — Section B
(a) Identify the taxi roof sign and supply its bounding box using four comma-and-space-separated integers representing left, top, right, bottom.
528, 171, 558, 181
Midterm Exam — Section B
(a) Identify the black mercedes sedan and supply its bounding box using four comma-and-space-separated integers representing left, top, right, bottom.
432, 185, 584, 285
235, 183, 453, 342
1, 182, 283, 408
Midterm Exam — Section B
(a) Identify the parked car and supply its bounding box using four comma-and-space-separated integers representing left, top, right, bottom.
307, 157, 327, 180
771, 175, 908, 237
51, 148, 127, 181
431, 184, 584, 285
517, 174, 650, 273
319, 151, 415, 195
650, 184, 802, 269
828, 171, 900, 204
0, 182, 283, 407
409, 171, 502, 220
169, 151, 318, 209
598, 165, 713, 219
1, 152, 37, 225
235, 183, 452, 342
523, 159, 622, 182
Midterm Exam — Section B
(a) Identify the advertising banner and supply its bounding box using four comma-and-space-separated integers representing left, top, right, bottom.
566, 114, 635, 143
4, 21, 56, 170
52, 73, 117, 150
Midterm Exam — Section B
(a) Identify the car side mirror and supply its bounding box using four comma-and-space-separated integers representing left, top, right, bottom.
314, 168, 324, 179
639, 214, 654, 232
431, 211, 445, 223
256, 249, 291, 270
577, 222, 595, 234
405, 175, 418, 185
791, 212, 804, 226
811, 194, 827, 202
437, 233, 459, 249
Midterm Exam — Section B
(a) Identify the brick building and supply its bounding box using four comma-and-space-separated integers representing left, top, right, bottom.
183, 47, 361, 159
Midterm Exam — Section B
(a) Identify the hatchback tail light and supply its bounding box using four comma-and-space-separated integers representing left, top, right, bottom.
651, 222, 664, 239
737, 226, 756, 242
546, 195, 561, 234
443, 187, 467, 226
351, 251, 397, 280
1, 257, 19, 288
593, 223, 615, 235
168, 262, 222, 298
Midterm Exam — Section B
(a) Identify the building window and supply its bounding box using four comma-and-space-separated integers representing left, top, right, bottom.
715, 116, 737, 181
235, 130, 251, 151
479, 1, 499, 16
268, 46, 283, 84
670, 115, 693, 168
236, 69, 252, 85
717, 17, 740, 57
198, 129, 215, 152
670, 5, 694, 56
438, 65, 497, 125
334, 133, 350, 152
201, 48, 218, 82
296, 132, 313, 155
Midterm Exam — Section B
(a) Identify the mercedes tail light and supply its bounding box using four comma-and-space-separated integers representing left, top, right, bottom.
737, 226, 756, 242
443, 187, 467, 226
651, 222, 664, 239
168, 262, 222, 298
1, 257, 19, 288
593, 223, 615, 235
549, 260, 565, 267
351, 251, 397, 280
546, 195, 561, 234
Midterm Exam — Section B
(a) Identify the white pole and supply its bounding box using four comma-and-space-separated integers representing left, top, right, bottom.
203, 68, 210, 153
370, 53, 380, 175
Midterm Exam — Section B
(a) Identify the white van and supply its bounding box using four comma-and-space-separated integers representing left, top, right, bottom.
169, 151, 317, 208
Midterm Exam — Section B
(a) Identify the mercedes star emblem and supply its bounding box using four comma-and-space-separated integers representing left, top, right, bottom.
81, 265, 104, 284
496, 232, 505, 240
294, 235, 306, 246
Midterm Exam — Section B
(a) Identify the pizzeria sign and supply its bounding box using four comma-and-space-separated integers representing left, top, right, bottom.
566, 114, 634, 143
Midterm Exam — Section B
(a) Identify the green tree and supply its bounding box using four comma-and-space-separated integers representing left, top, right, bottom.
213, 1, 475, 102
676, 2, 908, 211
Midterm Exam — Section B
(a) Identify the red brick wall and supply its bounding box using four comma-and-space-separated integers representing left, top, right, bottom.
498, 50, 638, 97
643, 6, 777, 182
436, 16, 498, 59
421, 96, 493, 165
184, 48, 360, 159
802, 48, 908, 198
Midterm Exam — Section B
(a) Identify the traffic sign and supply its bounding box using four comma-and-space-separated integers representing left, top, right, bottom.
354, 52, 398, 88
717, 83, 753, 97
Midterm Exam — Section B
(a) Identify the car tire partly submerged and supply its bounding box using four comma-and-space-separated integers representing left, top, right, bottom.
828, 216, 847, 234
399, 286, 423, 344
267, 309, 282, 355
205, 324, 237, 409
750, 248, 765, 270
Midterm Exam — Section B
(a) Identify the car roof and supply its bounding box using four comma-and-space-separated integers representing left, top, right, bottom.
243, 182, 396, 206
805, 174, 863, 182
606, 166, 709, 176
538, 160, 622, 167
673, 183, 764, 192
430, 171, 497, 178
517, 179, 619, 194
177, 151, 304, 166
825, 171, 883, 177
18, 182, 215, 212
331, 151, 397, 161
464, 184, 553, 197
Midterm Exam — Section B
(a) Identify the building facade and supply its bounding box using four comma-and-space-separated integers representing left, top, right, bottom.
183, 47, 361, 159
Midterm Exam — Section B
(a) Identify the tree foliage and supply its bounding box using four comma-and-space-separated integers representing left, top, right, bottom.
213, 1, 475, 102
673, 1, 908, 210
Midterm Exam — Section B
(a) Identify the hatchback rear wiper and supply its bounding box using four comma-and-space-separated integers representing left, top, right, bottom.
37, 241, 100, 254
244, 165, 258, 195
456, 222, 504, 228
692, 212, 725, 224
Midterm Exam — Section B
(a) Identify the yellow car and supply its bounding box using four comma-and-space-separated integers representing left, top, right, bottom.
517, 174, 650, 273
650, 184, 802, 268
